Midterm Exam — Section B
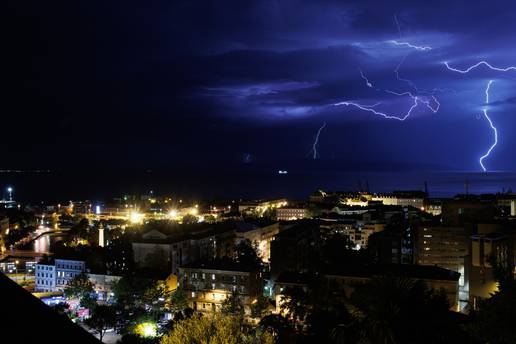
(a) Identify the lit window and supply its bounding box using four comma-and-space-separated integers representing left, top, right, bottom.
191, 292, 196, 298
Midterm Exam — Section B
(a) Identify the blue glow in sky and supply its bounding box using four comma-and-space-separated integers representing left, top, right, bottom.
4, 0, 516, 173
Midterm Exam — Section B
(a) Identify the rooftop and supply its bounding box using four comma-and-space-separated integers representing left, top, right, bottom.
0, 272, 100, 343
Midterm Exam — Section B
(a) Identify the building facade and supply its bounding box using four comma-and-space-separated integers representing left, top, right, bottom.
178, 262, 262, 315
276, 207, 308, 221
36, 259, 85, 292
55, 259, 86, 290
35, 263, 56, 292
87, 273, 122, 301
235, 223, 280, 263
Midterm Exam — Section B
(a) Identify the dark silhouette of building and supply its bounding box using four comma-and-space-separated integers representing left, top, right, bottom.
0, 272, 100, 343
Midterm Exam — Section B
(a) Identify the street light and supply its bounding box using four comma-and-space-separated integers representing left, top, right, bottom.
135, 322, 157, 338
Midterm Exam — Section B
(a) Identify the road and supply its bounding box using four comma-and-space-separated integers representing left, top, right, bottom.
79, 323, 121, 344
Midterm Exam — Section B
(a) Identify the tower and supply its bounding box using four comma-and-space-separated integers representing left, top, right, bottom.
98, 222, 105, 247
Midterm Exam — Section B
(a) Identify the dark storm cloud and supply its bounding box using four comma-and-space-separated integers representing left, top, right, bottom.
4, 0, 516, 171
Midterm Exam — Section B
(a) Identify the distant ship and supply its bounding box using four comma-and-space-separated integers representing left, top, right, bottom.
278, 170, 288, 175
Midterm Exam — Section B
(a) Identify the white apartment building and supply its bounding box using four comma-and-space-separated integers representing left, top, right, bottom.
35, 259, 85, 292
55, 259, 86, 290
35, 264, 56, 292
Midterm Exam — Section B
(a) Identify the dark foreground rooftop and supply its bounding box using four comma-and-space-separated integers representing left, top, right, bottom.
0, 273, 100, 344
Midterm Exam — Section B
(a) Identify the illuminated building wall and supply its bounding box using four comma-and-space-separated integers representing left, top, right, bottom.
276, 207, 308, 221
178, 265, 262, 315
468, 233, 513, 309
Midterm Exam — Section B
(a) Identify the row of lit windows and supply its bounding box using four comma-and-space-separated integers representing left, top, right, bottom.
187, 272, 245, 283
56, 263, 83, 270
37, 272, 53, 278
37, 265, 53, 271
190, 285, 244, 299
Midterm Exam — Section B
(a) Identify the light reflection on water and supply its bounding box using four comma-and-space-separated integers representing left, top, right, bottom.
33, 234, 50, 253
31, 229, 65, 254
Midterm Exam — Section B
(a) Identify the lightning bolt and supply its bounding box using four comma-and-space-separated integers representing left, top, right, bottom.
390, 14, 432, 51
388, 40, 432, 51
444, 61, 516, 73
335, 26, 439, 123
479, 80, 497, 172
309, 122, 327, 159
394, 54, 419, 91
360, 68, 373, 88
444, 60, 516, 171
393, 14, 402, 38
334, 90, 438, 121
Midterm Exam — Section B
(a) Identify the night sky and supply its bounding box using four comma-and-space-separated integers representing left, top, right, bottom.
4, 0, 516, 175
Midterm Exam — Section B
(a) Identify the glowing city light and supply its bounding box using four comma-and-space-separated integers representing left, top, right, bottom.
134, 322, 157, 338
7, 187, 13, 201
129, 211, 144, 224
168, 209, 178, 218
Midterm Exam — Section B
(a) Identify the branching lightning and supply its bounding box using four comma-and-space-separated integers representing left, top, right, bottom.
479, 80, 497, 172
334, 89, 438, 121
390, 14, 432, 51
332, 17, 512, 171
309, 122, 327, 159
334, 16, 438, 123
444, 60, 516, 171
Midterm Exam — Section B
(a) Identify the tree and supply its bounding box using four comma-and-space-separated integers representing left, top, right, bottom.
469, 281, 516, 343
64, 273, 94, 304
470, 250, 516, 344
160, 314, 274, 344
68, 218, 90, 243
204, 215, 216, 223
181, 214, 198, 224
250, 294, 270, 319
169, 288, 189, 313
142, 280, 170, 318
280, 286, 309, 324
346, 277, 467, 344
112, 276, 152, 310
80, 293, 98, 311
221, 290, 244, 317
259, 314, 294, 342
85, 305, 117, 342
234, 239, 262, 270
